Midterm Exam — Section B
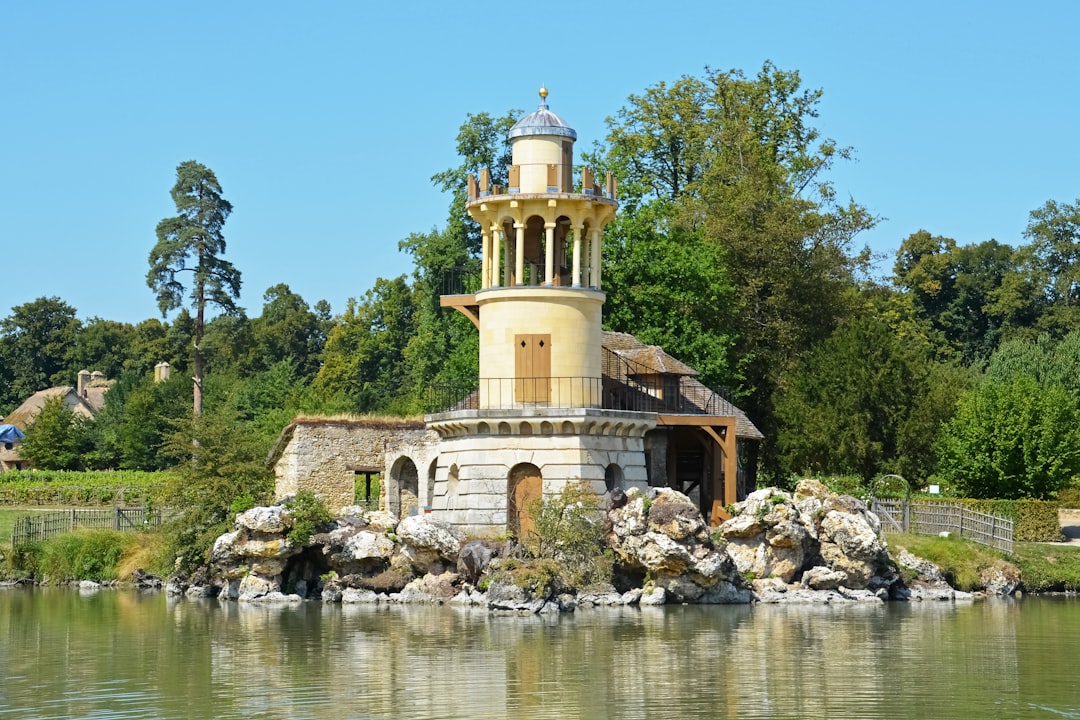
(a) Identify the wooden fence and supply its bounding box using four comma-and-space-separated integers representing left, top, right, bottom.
11, 507, 163, 545
871, 498, 1014, 555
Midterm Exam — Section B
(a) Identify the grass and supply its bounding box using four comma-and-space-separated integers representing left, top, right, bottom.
887, 533, 1003, 591
0, 508, 21, 545
1, 528, 168, 582
1008, 542, 1080, 592
888, 532, 1080, 593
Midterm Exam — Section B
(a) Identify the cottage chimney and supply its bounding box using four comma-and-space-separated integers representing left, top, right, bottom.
77, 369, 90, 397
154, 362, 171, 383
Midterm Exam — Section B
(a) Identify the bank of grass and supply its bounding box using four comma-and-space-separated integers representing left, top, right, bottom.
1008, 543, 1080, 592
1, 529, 169, 583
0, 508, 20, 544
887, 532, 1080, 593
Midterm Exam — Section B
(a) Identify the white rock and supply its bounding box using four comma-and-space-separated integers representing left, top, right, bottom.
236, 506, 292, 534
341, 531, 396, 562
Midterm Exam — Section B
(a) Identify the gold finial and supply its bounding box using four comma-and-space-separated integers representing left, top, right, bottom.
539, 85, 548, 99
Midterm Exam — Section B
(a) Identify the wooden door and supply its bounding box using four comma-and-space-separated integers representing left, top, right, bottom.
508, 464, 542, 541
515, 334, 550, 403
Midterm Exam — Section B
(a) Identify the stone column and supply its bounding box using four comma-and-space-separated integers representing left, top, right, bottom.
491, 227, 501, 288
481, 227, 490, 289
590, 228, 602, 288
545, 223, 556, 286
571, 223, 583, 287
515, 223, 525, 286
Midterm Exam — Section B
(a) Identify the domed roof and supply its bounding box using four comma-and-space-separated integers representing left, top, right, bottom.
508, 87, 577, 141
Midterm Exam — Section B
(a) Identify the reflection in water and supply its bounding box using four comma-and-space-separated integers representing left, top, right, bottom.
2, 589, 1079, 719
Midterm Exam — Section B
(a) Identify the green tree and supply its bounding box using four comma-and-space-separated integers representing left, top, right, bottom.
314, 276, 417, 413
602, 221, 735, 387
159, 392, 274, 572
0, 297, 82, 410
893, 231, 1018, 363
775, 316, 964, 484
249, 284, 327, 380
201, 312, 254, 376
397, 110, 519, 406
111, 372, 192, 470
18, 396, 92, 470
591, 63, 877, 475
937, 374, 1080, 499
1019, 198, 1080, 333
71, 317, 136, 380
147, 160, 242, 416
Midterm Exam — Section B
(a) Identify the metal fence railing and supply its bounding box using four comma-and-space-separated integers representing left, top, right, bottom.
428, 377, 605, 413
872, 498, 1013, 554
428, 374, 739, 416
11, 507, 163, 546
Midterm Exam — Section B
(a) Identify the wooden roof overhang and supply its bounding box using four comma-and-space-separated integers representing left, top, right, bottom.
658, 414, 739, 524
440, 294, 479, 329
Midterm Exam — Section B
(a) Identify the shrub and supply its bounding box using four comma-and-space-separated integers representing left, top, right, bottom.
524, 481, 611, 589
937, 376, 1080, 499
285, 490, 332, 545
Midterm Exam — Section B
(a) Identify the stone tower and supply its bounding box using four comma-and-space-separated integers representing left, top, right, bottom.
431, 89, 655, 536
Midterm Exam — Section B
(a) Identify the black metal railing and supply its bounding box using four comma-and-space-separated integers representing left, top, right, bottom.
427, 373, 738, 415
428, 377, 603, 412
440, 267, 481, 297
601, 347, 737, 415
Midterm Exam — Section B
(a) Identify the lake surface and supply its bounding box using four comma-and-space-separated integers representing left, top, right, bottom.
1, 588, 1078, 719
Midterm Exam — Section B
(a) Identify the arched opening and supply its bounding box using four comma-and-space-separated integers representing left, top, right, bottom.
605, 464, 625, 493
521, 215, 546, 285
390, 456, 419, 518
507, 463, 543, 541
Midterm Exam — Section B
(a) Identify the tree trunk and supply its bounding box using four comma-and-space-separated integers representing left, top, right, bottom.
194, 281, 204, 417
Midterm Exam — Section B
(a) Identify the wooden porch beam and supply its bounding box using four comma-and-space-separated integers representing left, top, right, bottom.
438, 295, 480, 329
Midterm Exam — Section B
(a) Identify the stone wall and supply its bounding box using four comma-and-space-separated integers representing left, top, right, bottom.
426, 409, 655, 535
270, 419, 436, 514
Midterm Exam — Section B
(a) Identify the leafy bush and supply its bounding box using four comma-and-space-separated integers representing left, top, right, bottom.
2, 541, 43, 579
285, 490, 332, 545
937, 375, 1080, 499
1057, 485, 1080, 508
159, 407, 274, 574
524, 481, 611, 589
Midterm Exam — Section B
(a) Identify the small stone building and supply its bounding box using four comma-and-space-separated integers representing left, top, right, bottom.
268, 418, 439, 516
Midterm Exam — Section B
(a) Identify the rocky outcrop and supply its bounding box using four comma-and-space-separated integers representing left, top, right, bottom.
199, 481, 1015, 609
606, 488, 752, 604
718, 480, 898, 596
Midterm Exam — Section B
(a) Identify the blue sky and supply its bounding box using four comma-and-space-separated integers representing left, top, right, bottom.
2, 2, 1077, 325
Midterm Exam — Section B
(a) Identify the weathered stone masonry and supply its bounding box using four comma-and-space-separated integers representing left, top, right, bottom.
268, 418, 438, 514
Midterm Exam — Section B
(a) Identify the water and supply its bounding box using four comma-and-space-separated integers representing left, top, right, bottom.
2, 589, 1079, 719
